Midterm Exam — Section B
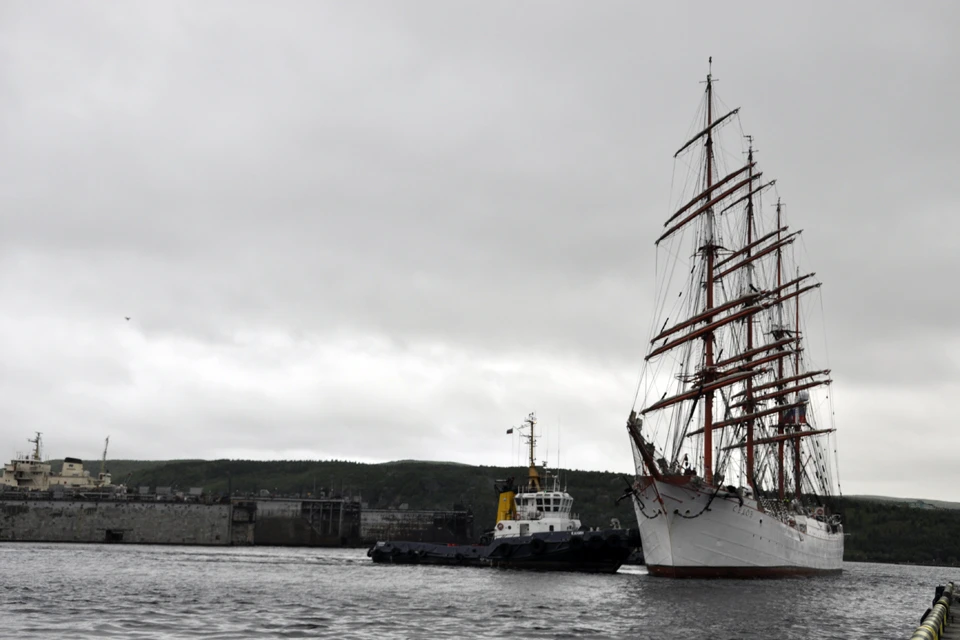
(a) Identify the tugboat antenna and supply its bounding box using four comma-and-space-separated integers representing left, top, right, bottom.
521, 412, 542, 492
557, 417, 563, 491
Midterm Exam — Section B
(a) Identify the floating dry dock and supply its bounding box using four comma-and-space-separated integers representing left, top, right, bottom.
0, 489, 472, 547
0, 435, 473, 547
0, 490, 359, 546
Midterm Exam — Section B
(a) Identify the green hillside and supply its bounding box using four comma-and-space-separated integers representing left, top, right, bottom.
122, 458, 636, 532
49, 458, 181, 482
838, 498, 960, 566
92, 457, 960, 566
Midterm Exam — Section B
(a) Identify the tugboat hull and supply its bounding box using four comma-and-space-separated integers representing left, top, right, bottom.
487, 530, 635, 574
369, 529, 638, 574
367, 541, 488, 567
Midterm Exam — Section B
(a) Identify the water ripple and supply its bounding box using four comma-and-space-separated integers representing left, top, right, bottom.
0, 543, 955, 638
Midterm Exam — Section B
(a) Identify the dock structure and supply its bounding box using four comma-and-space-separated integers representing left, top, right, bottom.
1, 488, 473, 547
911, 582, 956, 639
0, 490, 363, 546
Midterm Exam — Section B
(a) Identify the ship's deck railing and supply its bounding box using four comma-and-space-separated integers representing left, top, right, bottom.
0, 489, 229, 504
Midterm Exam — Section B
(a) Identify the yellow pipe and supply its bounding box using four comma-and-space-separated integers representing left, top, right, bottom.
910, 582, 954, 640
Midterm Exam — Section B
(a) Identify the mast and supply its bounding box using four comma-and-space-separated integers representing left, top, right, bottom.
776, 200, 785, 501
100, 436, 110, 482
794, 273, 802, 499
29, 432, 42, 461
522, 413, 542, 492
744, 140, 756, 491
702, 58, 717, 486
632, 66, 840, 516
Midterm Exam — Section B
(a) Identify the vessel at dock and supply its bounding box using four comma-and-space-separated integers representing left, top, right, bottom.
623, 60, 843, 578
2, 433, 113, 492
0, 434, 464, 548
369, 412, 637, 573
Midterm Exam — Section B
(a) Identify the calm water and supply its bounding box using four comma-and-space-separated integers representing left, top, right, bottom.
1, 543, 952, 639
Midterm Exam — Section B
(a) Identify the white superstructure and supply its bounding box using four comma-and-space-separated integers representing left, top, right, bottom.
1, 433, 113, 491
494, 488, 581, 539
492, 412, 582, 540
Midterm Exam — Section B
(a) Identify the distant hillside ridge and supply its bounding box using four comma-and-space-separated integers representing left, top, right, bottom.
116, 458, 637, 533
848, 495, 960, 510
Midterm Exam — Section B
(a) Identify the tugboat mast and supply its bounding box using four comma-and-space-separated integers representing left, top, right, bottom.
520, 412, 542, 492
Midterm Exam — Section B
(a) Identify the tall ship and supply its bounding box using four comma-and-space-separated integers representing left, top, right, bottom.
624, 61, 843, 577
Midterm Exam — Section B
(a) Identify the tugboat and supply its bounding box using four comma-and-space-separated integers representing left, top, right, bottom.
483, 412, 635, 573
369, 412, 638, 573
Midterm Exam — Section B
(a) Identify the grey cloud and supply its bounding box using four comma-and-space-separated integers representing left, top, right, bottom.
0, 1, 958, 500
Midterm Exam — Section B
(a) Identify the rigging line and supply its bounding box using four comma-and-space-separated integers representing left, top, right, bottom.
657, 345, 688, 454
830, 433, 842, 497
680, 94, 708, 155
672, 101, 707, 201
674, 90, 711, 163
714, 138, 741, 177
640, 156, 701, 412
732, 114, 747, 151
652, 229, 693, 337
674, 144, 703, 200
818, 286, 842, 498
655, 238, 690, 332
816, 288, 834, 394
714, 90, 736, 123
631, 493, 662, 519
638, 314, 679, 417
715, 387, 736, 475
666, 154, 678, 233
672, 332, 699, 457
635, 239, 673, 412
811, 440, 830, 496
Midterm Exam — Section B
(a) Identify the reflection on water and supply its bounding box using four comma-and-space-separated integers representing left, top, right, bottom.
1, 543, 953, 639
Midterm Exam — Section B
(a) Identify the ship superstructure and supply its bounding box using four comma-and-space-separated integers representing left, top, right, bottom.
1, 433, 113, 491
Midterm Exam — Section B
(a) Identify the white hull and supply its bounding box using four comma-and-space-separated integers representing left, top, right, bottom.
633, 478, 843, 578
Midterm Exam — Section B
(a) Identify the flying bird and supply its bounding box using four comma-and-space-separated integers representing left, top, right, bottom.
125, 317, 130, 321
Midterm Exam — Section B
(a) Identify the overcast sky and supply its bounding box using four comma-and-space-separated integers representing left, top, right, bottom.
1, 2, 957, 500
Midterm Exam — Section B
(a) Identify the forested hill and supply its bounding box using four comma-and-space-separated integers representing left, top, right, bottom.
76, 457, 960, 567
117, 458, 638, 533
